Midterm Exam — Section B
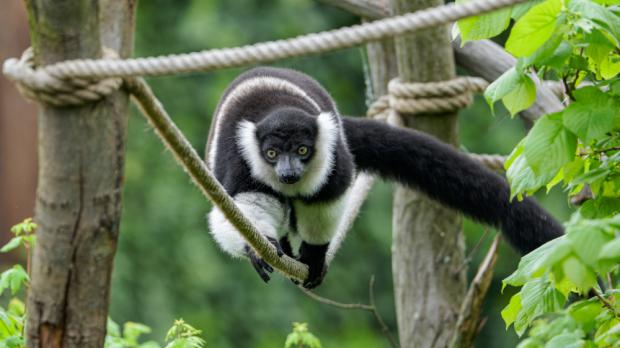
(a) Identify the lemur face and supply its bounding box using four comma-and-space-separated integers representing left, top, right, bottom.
255, 108, 318, 184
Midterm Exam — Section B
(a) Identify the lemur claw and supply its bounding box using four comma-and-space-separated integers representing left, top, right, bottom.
244, 245, 273, 283
266, 236, 285, 257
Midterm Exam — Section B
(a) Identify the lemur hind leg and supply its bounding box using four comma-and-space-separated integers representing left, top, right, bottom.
244, 236, 285, 283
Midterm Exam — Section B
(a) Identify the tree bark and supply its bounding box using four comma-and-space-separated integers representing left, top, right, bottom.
390, 0, 467, 347
24, 1, 135, 347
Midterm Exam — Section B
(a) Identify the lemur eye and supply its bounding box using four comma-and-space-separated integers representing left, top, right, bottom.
266, 149, 278, 159
297, 146, 308, 156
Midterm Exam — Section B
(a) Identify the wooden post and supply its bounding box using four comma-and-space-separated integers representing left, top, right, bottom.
24, 1, 135, 347
390, 0, 467, 347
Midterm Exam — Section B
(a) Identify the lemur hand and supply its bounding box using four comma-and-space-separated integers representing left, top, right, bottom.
244, 237, 285, 283
297, 242, 329, 289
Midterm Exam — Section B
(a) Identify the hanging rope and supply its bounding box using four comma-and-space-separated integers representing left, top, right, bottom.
3, 0, 527, 107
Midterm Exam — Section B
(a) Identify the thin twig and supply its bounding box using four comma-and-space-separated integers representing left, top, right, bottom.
299, 287, 373, 310
456, 228, 490, 273
368, 276, 400, 348
299, 276, 400, 348
592, 289, 620, 318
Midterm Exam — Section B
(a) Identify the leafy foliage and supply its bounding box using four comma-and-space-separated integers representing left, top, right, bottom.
0, 218, 34, 348
163, 319, 206, 348
461, 0, 620, 345
0, 219, 207, 348
284, 323, 322, 348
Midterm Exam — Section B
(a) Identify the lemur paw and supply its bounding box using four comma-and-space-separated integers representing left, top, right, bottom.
266, 236, 285, 257
244, 245, 274, 283
245, 237, 287, 283
297, 242, 329, 289
278, 234, 295, 258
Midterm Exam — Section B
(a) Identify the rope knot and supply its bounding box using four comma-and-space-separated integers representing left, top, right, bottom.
367, 76, 489, 119
2, 47, 123, 107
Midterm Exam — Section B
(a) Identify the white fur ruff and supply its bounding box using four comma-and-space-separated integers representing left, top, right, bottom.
208, 192, 285, 258
236, 112, 339, 197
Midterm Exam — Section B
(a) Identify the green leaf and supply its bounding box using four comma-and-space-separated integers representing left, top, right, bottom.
501, 292, 523, 328
124, 322, 152, 345
562, 256, 597, 290
572, 167, 611, 185
545, 332, 585, 348
504, 237, 568, 288
512, 0, 544, 19
513, 277, 565, 336
506, 0, 563, 57
0, 237, 22, 253
563, 87, 618, 143
0, 265, 28, 296
456, 0, 511, 42
569, 299, 604, 332
7, 299, 25, 317
567, 222, 613, 268
503, 74, 537, 116
570, 0, 620, 43
107, 318, 121, 338
524, 112, 577, 176
506, 143, 557, 197
580, 197, 620, 219
522, 33, 564, 68
599, 238, 620, 260
485, 67, 521, 110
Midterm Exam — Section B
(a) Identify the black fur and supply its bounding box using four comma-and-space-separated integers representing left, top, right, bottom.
342, 117, 564, 253
208, 67, 564, 288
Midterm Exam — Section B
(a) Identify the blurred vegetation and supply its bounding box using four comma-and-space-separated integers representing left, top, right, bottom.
110, 0, 574, 346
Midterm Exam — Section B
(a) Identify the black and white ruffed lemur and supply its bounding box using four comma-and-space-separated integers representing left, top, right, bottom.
206, 67, 564, 289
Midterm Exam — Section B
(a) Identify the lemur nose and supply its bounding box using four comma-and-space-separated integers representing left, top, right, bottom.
279, 174, 300, 184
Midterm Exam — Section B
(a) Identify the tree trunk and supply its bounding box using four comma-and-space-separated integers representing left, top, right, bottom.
390, 0, 467, 347
24, 1, 135, 347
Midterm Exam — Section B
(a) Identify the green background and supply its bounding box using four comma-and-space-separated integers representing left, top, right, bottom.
110, 0, 573, 346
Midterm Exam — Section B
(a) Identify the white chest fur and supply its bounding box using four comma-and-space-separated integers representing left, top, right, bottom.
292, 193, 348, 245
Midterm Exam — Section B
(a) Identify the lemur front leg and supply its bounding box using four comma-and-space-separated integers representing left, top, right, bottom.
208, 192, 286, 283
297, 241, 329, 289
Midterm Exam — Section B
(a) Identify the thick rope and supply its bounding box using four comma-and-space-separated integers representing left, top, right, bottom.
5, 48, 123, 107
369, 76, 489, 117
125, 77, 308, 281
3, 0, 527, 106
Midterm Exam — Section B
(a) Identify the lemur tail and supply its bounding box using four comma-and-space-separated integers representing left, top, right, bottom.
342, 117, 564, 254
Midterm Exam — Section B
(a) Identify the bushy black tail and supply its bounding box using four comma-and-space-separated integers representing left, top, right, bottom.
342, 117, 564, 254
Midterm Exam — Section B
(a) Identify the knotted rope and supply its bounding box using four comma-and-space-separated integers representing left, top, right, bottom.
368, 76, 489, 118
4, 48, 123, 107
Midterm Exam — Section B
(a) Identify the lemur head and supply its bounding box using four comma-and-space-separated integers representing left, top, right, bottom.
237, 108, 339, 197
254, 107, 317, 184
